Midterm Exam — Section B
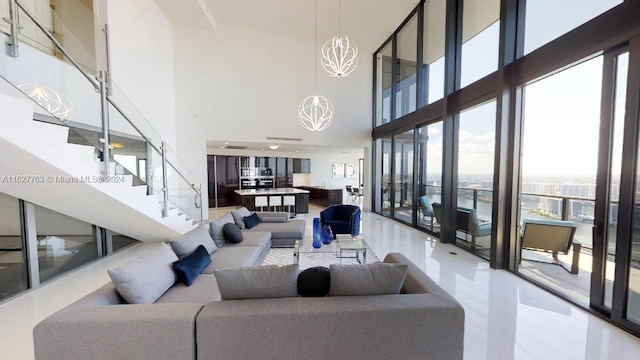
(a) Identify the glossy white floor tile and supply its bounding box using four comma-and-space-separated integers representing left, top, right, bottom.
1, 208, 640, 360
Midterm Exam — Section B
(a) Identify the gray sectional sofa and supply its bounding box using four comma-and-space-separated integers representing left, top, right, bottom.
209, 207, 306, 247
33, 242, 464, 360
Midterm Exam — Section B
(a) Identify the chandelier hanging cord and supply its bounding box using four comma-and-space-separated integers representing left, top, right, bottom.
297, 0, 335, 132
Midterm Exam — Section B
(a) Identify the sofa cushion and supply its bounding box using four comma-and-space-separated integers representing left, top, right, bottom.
201, 247, 263, 273
253, 220, 305, 239
261, 216, 287, 223
214, 264, 299, 300
170, 224, 217, 257
244, 213, 260, 229
209, 212, 234, 247
173, 245, 211, 286
228, 231, 271, 248
155, 273, 221, 304
231, 207, 252, 229
328, 263, 408, 296
223, 223, 244, 243
297, 266, 331, 297
107, 243, 178, 304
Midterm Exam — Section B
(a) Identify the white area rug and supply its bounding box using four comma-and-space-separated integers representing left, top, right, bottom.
261, 240, 380, 270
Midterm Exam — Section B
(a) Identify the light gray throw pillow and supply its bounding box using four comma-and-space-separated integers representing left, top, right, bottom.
169, 224, 217, 257
328, 263, 409, 296
231, 207, 252, 229
107, 243, 178, 304
209, 212, 234, 247
214, 264, 299, 300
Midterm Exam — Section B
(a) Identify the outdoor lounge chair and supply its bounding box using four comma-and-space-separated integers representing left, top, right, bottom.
520, 219, 580, 274
432, 202, 491, 248
418, 195, 435, 229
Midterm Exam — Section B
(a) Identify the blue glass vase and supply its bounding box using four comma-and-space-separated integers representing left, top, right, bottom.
312, 218, 322, 248
321, 224, 333, 244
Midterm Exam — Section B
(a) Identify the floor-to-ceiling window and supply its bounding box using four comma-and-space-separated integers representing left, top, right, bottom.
522, 0, 623, 55
456, 101, 496, 257
421, 0, 445, 105
417, 121, 443, 232
35, 205, 100, 283
0, 194, 27, 301
393, 130, 415, 223
395, 14, 418, 118
460, 0, 500, 88
371, 0, 640, 336
376, 42, 393, 127
517, 56, 603, 305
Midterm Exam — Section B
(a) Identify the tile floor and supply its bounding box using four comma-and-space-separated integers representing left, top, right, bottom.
1, 205, 640, 359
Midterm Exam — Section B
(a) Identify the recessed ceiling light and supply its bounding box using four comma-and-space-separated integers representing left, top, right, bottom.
310, 147, 315, 150
224, 141, 229, 144
269, 145, 279, 150
295, 151, 299, 153
261, 148, 265, 151
220, 146, 224, 149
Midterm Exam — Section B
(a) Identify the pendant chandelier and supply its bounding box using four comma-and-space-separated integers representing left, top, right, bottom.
321, 0, 358, 78
298, 0, 334, 132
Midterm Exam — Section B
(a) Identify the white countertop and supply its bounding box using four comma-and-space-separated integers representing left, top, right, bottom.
234, 188, 310, 195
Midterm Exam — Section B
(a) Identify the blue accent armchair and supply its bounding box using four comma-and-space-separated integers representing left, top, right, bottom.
320, 205, 361, 237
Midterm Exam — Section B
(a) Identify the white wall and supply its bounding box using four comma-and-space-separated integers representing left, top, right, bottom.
173, 25, 209, 219
106, 0, 177, 149
173, 23, 372, 149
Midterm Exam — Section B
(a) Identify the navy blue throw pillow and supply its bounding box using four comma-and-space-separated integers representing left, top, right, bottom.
173, 245, 211, 286
297, 266, 331, 297
223, 223, 244, 243
244, 213, 260, 229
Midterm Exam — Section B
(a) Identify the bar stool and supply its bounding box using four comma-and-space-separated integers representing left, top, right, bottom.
255, 196, 268, 211
283, 195, 296, 217
269, 196, 282, 211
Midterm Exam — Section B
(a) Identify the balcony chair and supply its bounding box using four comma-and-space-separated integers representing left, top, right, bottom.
431, 202, 491, 248
520, 219, 580, 274
418, 195, 435, 230
320, 204, 361, 237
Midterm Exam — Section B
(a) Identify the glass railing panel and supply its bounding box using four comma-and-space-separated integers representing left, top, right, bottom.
166, 165, 201, 223
148, 146, 164, 198
0, 1, 9, 33
476, 189, 493, 223
0, 3, 103, 134
107, 100, 155, 188
164, 143, 201, 221
569, 198, 595, 250
107, 79, 163, 151
456, 188, 476, 210
16, 0, 98, 75
0, 63, 103, 154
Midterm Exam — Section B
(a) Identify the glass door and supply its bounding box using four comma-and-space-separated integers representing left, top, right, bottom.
393, 130, 414, 224
592, 50, 628, 311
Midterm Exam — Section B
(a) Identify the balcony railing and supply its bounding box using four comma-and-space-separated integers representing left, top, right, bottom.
415, 184, 600, 251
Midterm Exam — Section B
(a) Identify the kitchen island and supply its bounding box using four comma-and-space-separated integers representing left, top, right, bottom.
234, 188, 309, 214
295, 186, 343, 207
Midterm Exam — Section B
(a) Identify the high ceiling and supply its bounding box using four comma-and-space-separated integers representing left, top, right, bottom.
155, 0, 419, 51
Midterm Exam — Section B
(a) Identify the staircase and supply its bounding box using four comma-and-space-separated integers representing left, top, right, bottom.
0, 93, 198, 242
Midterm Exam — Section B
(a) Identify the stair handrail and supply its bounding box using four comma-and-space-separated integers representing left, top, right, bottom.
5, 0, 202, 221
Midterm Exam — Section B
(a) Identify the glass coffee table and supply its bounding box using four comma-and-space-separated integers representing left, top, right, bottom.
335, 234, 367, 264
293, 235, 366, 264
